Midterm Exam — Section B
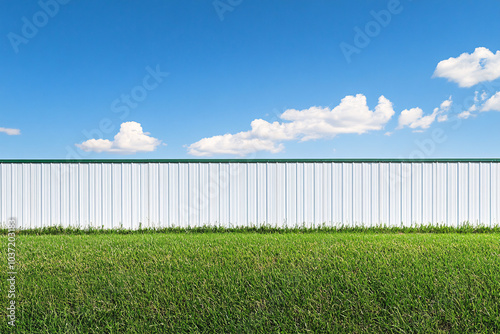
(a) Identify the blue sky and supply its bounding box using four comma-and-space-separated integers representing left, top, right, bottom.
1, 0, 500, 159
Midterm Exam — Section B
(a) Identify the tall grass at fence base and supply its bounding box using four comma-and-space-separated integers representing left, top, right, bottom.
2, 221, 500, 235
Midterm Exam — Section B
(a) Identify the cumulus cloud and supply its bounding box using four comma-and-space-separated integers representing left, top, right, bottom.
458, 110, 473, 119
456, 90, 497, 119
398, 108, 425, 129
188, 94, 395, 156
188, 133, 283, 157
437, 115, 448, 122
0, 127, 21, 135
433, 47, 500, 87
439, 97, 453, 111
280, 95, 395, 140
482, 91, 500, 111
76, 121, 162, 154
397, 97, 452, 131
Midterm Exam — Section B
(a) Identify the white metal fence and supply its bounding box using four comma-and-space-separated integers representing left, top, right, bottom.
1, 160, 499, 229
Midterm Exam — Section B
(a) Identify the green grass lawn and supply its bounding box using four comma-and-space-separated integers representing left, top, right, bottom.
2, 232, 500, 333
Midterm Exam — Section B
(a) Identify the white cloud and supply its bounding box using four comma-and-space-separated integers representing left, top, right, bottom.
280, 95, 395, 140
397, 97, 452, 131
481, 91, 488, 101
457, 90, 500, 119
188, 133, 284, 157
433, 47, 500, 88
188, 94, 395, 156
437, 115, 448, 122
458, 110, 473, 119
439, 97, 453, 111
482, 91, 500, 112
0, 127, 21, 135
398, 108, 432, 130
76, 121, 162, 154
457, 90, 491, 119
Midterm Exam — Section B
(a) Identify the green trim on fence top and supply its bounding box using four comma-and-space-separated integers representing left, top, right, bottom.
1, 158, 500, 163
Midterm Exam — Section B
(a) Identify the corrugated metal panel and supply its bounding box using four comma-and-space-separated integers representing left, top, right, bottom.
1, 162, 500, 229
